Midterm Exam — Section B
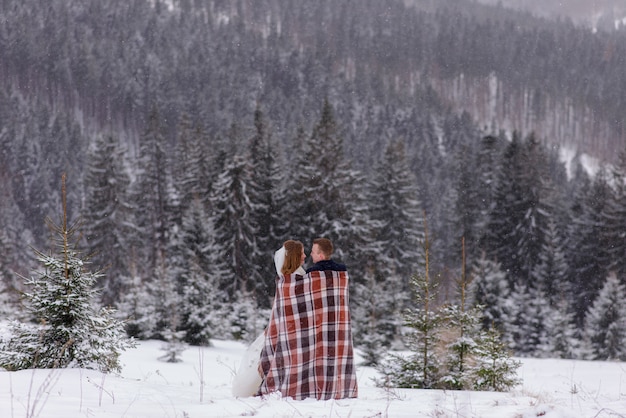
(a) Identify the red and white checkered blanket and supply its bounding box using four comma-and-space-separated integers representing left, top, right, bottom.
257, 269, 358, 400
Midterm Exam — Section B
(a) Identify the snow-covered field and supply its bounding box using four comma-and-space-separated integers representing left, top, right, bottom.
1, 338, 625, 418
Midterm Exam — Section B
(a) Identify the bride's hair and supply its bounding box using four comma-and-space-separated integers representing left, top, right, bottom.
282, 240, 304, 275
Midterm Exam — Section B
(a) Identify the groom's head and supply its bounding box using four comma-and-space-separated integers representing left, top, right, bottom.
311, 237, 333, 263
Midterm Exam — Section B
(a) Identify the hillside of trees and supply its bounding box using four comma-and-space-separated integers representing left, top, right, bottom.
2, 0, 626, 360
471, 0, 626, 29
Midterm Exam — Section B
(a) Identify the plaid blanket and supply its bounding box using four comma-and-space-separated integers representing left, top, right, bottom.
257, 269, 358, 400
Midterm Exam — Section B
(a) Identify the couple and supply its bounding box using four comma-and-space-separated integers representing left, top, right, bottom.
257, 237, 358, 400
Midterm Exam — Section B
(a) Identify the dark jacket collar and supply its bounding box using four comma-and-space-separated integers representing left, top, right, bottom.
306, 259, 347, 273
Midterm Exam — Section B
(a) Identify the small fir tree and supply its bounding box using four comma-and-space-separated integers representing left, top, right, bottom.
376, 232, 521, 392
159, 329, 187, 363
440, 239, 482, 390
376, 275, 442, 389
158, 312, 187, 363
472, 327, 521, 391
440, 303, 482, 390
376, 218, 442, 389
0, 175, 135, 372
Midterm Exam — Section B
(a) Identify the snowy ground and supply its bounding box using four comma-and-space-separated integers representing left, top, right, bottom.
1, 338, 625, 418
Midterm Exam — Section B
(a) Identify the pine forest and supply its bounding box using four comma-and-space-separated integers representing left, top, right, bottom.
2, 0, 626, 364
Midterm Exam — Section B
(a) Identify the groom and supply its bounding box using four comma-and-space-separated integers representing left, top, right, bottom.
306, 237, 347, 274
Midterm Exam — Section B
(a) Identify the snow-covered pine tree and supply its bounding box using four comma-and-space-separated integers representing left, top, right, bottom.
270, 126, 301, 243
368, 139, 425, 295
472, 327, 521, 392
523, 285, 555, 357
82, 133, 133, 306
483, 133, 553, 289
544, 299, 581, 359
482, 133, 527, 284
451, 133, 504, 292
468, 253, 510, 332
357, 139, 424, 347
605, 149, 626, 279
504, 282, 553, 357
515, 134, 554, 287
281, 126, 311, 241
158, 328, 187, 363
0, 175, 134, 372
210, 153, 257, 300
171, 113, 212, 214
441, 241, 523, 391
226, 293, 269, 343
287, 99, 374, 280
145, 257, 182, 340
247, 105, 283, 307
0, 229, 18, 318
440, 303, 482, 390
114, 251, 182, 341
158, 295, 186, 364
567, 168, 612, 326
176, 198, 226, 345
115, 274, 155, 340
437, 113, 478, 273
130, 106, 172, 282
583, 274, 626, 361
440, 239, 482, 390
532, 217, 570, 307
0, 177, 30, 292
376, 221, 443, 389
180, 261, 225, 345
432, 178, 459, 295
351, 267, 394, 366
